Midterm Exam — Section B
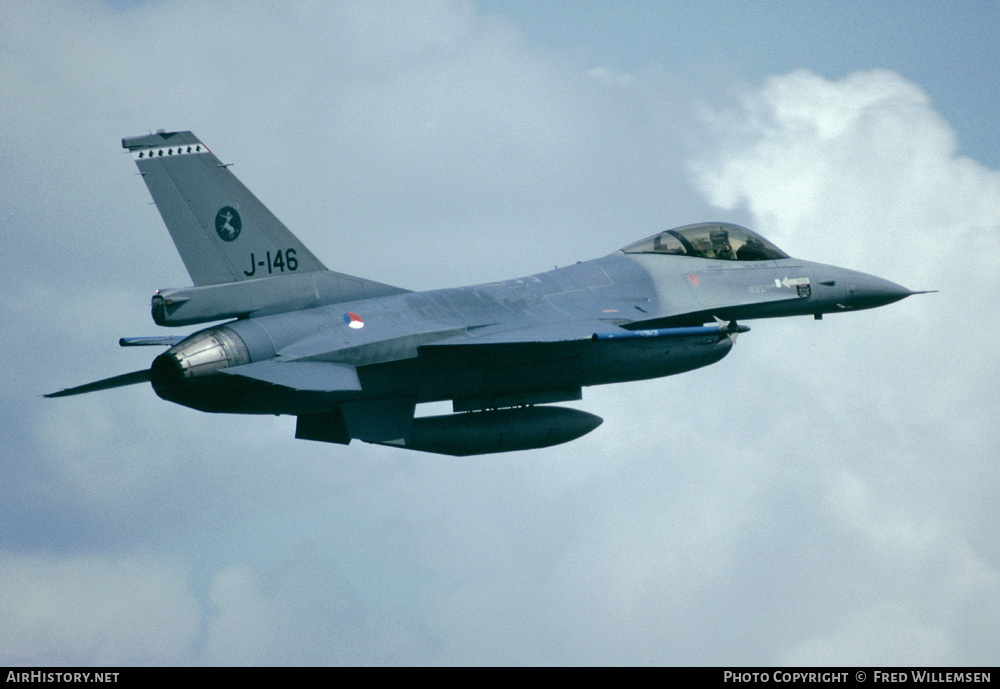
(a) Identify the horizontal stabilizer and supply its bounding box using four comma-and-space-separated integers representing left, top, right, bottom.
219, 360, 361, 392
45, 369, 151, 398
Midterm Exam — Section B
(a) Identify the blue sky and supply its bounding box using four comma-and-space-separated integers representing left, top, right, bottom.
480, 0, 1000, 167
1, 0, 997, 666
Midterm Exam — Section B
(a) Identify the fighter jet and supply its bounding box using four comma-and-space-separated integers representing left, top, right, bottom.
46, 130, 929, 455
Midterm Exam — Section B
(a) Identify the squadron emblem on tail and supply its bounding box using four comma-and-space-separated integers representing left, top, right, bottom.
214, 206, 241, 242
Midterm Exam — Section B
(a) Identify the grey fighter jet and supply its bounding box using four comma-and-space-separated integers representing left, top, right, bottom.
46, 131, 928, 455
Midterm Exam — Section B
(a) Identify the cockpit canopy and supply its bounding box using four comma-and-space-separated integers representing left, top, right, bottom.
621, 222, 789, 261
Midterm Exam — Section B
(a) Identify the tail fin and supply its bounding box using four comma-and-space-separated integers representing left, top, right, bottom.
123, 130, 327, 286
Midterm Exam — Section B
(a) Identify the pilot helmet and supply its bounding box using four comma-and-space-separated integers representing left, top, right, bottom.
709, 227, 729, 244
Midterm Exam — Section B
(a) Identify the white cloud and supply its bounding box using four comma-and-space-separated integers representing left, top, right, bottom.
203, 567, 282, 666
0, 554, 198, 666
690, 69, 1000, 287
688, 68, 1000, 665
782, 602, 956, 666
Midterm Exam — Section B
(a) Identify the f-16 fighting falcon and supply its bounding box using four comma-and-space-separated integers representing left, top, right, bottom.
46, 131, 930, 455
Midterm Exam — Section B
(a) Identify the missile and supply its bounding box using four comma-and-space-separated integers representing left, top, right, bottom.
593, 317, 750, 341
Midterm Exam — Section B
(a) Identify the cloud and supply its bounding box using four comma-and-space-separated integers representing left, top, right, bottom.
0, 554, 198, 666
202, 554, 432, 665
2, 1, 997, 666
689, 67, 1000, 470
690, 69, 1000, 287
686, 68, 1000, 665
782, 602, 956, 666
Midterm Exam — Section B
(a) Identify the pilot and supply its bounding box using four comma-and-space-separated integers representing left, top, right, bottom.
708, 227, 736, 260
690, 235, 713, 258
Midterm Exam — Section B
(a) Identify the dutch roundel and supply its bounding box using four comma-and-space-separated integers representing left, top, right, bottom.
343, 312, 365, 329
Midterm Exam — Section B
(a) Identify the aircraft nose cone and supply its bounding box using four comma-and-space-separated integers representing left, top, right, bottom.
845, 273, 914, 310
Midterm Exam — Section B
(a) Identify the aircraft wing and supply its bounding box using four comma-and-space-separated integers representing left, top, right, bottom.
215, 323, 611, 394
219, 359, 361, 392
418, 317, 741, 350
424, 319, 623, 347
216, 317, 740, 393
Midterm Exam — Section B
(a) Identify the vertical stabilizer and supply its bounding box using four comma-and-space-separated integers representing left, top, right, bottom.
123, 130, 327, 286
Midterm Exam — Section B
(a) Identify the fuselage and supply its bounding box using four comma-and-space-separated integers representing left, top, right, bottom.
150, 245, 911, 416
